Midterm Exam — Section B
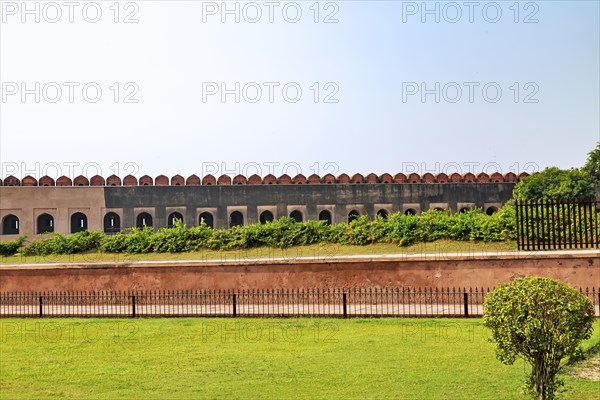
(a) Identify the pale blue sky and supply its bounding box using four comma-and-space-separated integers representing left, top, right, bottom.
1, 0, 598, 179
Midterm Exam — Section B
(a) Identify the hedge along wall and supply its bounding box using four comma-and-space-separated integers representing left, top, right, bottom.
1, 208, 518, 257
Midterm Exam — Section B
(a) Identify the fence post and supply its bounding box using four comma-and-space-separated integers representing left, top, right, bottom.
131, 294, 136, 318
39, 295, 43, 318
342, 293, 347, 319
233, 293, 237, 317
516, 200, 521, 251
463, 291, 469, 318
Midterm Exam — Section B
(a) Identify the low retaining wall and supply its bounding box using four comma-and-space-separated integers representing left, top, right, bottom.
0, 250, 598, 292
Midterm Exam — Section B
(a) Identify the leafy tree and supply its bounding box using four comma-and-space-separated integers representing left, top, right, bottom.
582, 141, 600, 183
512, 167, 594, 200
483, 277, 595, 400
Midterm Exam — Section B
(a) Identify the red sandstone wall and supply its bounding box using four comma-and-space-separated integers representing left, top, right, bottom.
0, 252, 597, 292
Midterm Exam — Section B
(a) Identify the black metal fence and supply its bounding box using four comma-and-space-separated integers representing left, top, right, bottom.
1, 287, 599, 318
515, 198, 600, 250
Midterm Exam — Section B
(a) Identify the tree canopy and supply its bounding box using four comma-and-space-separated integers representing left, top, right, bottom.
512, 167, 595, 200
582, 141, 600, 184
513, 143, 599, 200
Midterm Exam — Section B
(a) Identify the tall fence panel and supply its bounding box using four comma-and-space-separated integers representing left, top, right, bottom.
516, 198, 600, 251
1, 287, 598, 318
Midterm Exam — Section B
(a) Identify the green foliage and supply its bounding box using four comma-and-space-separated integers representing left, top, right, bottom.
385, 211, 419, 245
21, 231, 103, 256
115, 227, 155, 254
0, 236, 26, 256
582, 142, 600, 183
17, 209, 517, 255
513, 167, 595, 201
483, 277, 595, 400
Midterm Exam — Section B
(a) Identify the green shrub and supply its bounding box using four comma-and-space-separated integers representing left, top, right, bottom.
100, 232, 130, 253
483, 277, 595, 399
122, 227, 155, 254
20, 208, 517, 255
21, 231, 103, 256
385, 211, 419, 246
0, 236, 26, 256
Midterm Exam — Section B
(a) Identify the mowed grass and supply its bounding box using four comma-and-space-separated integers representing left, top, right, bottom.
0, 240, 517, 265
0, 318, 597, 399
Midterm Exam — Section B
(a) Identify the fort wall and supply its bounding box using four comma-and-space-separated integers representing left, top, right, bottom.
1, 182, 514, 238
0, 251, 597, 292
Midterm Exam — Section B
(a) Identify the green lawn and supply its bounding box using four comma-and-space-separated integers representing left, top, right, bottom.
0, 240, 517, 265
0, 318, 597, 399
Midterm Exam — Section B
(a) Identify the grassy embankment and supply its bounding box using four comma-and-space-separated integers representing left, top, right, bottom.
0, 240, 517, 265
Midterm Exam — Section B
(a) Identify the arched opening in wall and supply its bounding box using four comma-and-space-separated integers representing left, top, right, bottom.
199, 212, 214, 228
318, 210, 332, 225
376, 209, 388, 219
432, 207, 444, 212
486, 206, 499, 216
70, 212, 88, 233
37, 214, 54, 234
404, 208, 417, 216
230, 211, 244, 227
103, 213, 121, 234
2, 214, 19, 235
348, 210, 360, 223
136, 212, 153, 228
259, 211, 274, 224
289, 210, 303, 223
168, 212, 184, 228
459, 208, 470, 213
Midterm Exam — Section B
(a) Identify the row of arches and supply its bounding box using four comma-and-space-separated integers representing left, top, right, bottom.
231, 210, 335, 227
0, 212, 189, 235
228, 209, 385, 226
33, 213, 88, 234
1, 210, 358, 234
1, 206, 499, 235
1, 172, 529, 187
223, 207, 493, 227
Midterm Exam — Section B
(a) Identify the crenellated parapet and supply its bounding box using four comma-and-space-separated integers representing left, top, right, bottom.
1, 172, 529, 187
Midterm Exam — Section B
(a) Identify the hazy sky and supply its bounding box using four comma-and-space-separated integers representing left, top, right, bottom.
1, 0, 599, 179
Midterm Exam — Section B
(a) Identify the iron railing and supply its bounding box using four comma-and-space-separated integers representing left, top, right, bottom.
515, 198, 599, 250
1, 287, 598, 318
